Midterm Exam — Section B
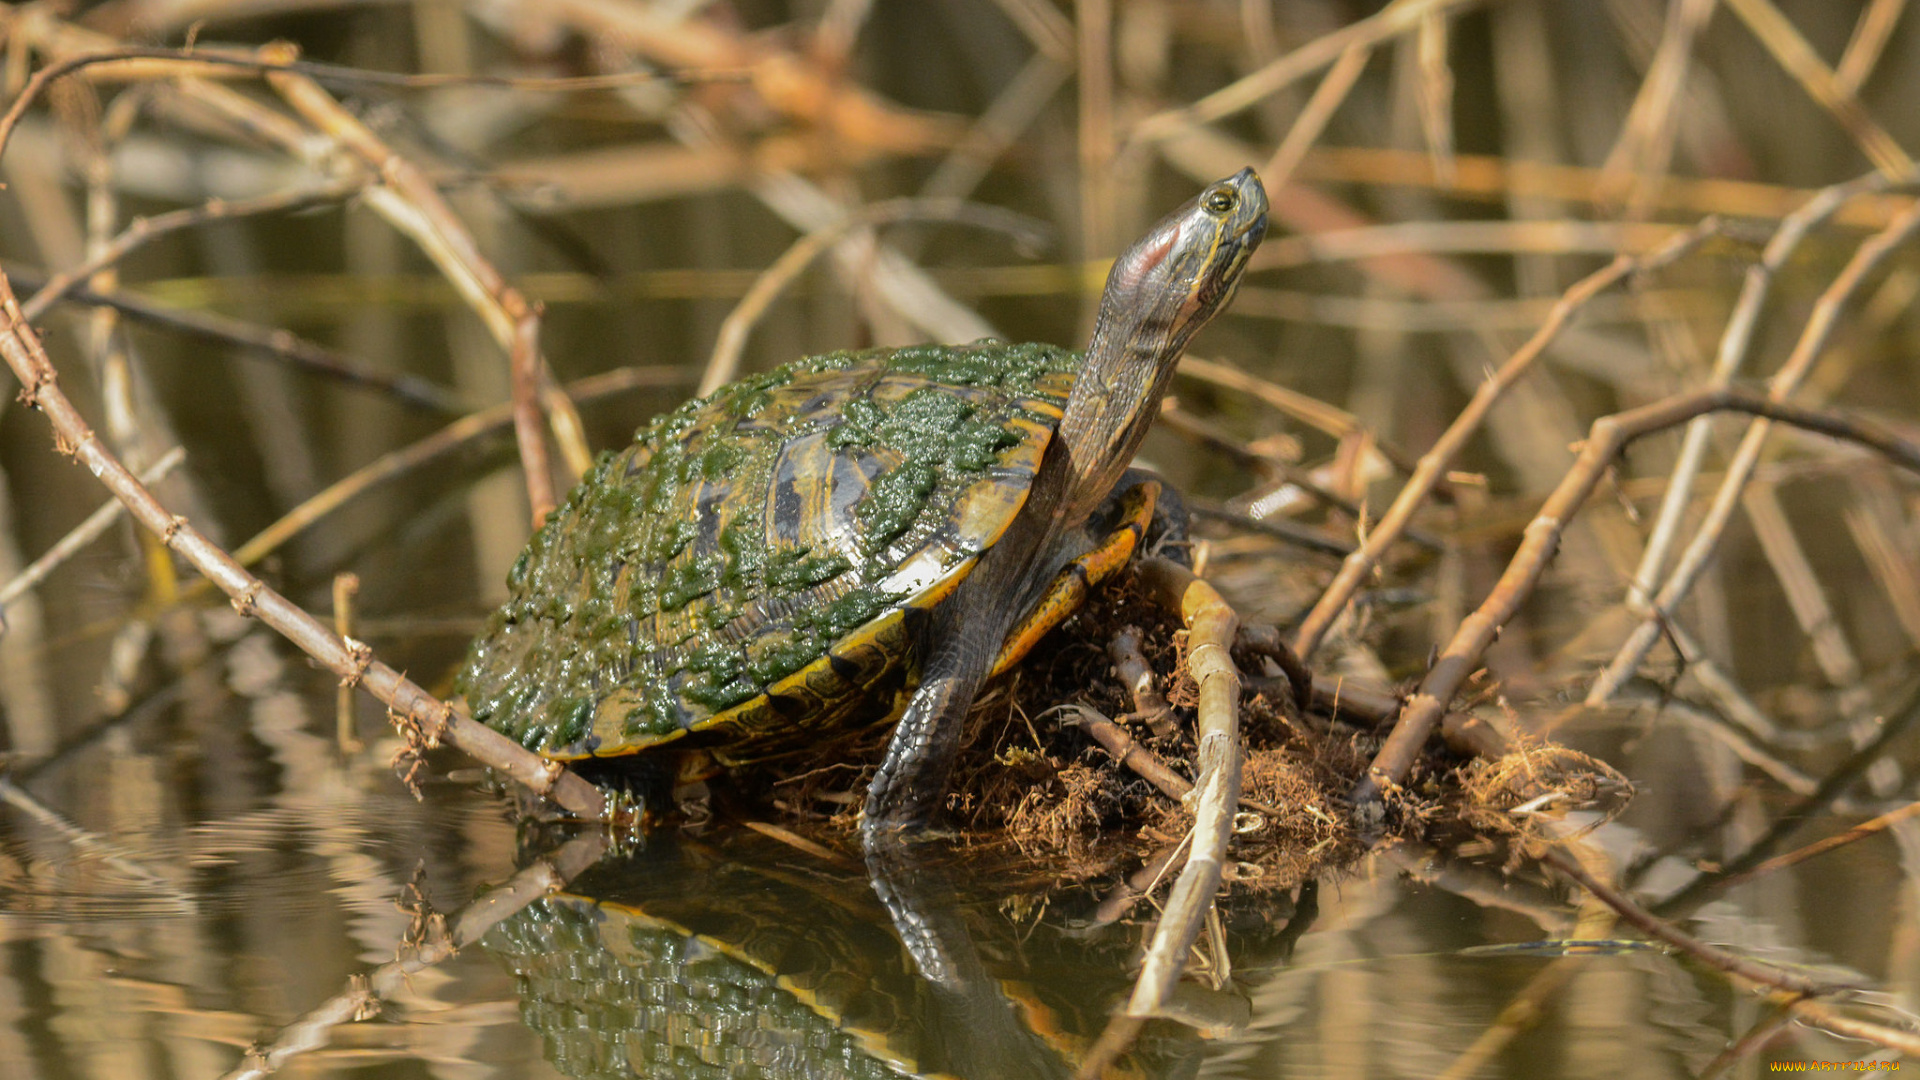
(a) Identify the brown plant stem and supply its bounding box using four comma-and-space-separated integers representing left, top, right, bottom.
1177, 354, 1406, 465
1540, 846, 1844, 997
1294, 146, 1919, 226
1722, 0, 1914, 177
1835, 0, 1910, 95
332, 572, 362, 754
1129, 0, 1494, 145
1773, 995, 1920, 1058
1608, 172, 1890, 671
19, 179, 362, 323
1126, 556, 1242, 1019
169, 367, 687, 606
700, 198, 1047, 396
1109, 626, 1176, 738
8, 268, 468, 413
1081, 841, 1185, 933
1060, 703, 1281, 816
1292, 217, 1723, 659
1351, 387, 1920, 828
0, 274, 608, 820
1652, 682, 1920, 918
1263, 41, 1373, 188
1062, 705, 1189, 803
1187, 502, 1357, 559
1155, 399, 1439, 548
265, 62, 575, 523
0, 446, 182, 624
1696, 999, 1804, 1080
1592, 179, 1920, 704
1730, 799, 1920, 890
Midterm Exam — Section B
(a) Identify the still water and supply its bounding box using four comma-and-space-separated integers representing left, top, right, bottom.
0, 621, 1905, 1078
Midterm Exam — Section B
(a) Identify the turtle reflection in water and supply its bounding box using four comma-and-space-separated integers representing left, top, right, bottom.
457, 170, 1269, 836
483, 830, 1196, 1079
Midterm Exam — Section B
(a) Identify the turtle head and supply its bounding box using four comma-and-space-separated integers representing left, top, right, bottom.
1091, 167, 1268, 366
1047, 171, 1266, 527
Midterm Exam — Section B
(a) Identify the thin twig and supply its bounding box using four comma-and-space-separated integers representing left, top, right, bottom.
0, 271, 606, 820
1591, 182, 1920, 705
1541, 846, 1846, 997
20, 178, 362, 323
0, 445, 182, 620
2, 21, 745, 94
1835, 0, 1910, 96
1295, 146, 1919, 227
10, 268, 468, 413
1609, 173, 1889, 660
332, 573, 362, 754
1294, 217, 1723, 659
700, 198, 1047, 396
1155, 399, 1431, 546
1696, 999, 1804, 1080
1352, 387, 1920, 825
266, 60, 588, 521
1128, 0, 1492, 145
1187, 502, 1357, 559
223, 366, 687, 573
1431, 841, 1616, 1079
1743, 482, 1870, 707
1608, 686, 1817, 796
1721, 0, 1914, 177
1058, 704, 1191, 803
1109, 626, 1176, 738
1652, 681, 1920, 917
1261, 41, 1371, 191
1057, 703, 1282, 815
1076, 0, 1115, 265
0, 774, 191, 908
1727, 800, 1920, 892
1081, 842, 1185, 932
917, 52, 1071, 204
1774, 994, 1920, 1058
1253, 218, 1686, 271
1177, 354, 1401, 461
1593, 0, 1714, 213
1415, 12, 1456, 185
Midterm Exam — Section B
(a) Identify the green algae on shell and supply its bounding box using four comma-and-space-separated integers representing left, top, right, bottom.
457, 341, 1079, 760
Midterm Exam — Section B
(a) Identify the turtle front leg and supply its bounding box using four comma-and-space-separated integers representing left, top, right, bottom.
988, 471, 1188, 677
862, 623, 988, 834
866, 474, 1186, 834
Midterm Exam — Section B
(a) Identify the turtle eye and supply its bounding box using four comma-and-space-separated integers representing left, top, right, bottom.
1202, 187, 1237, 214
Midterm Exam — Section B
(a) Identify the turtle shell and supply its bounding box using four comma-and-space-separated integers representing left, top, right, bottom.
457, 341, 1078, 760
482, 831, 1155, 1079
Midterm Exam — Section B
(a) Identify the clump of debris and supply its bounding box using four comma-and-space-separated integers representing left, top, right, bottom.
713, 561, 1626, 892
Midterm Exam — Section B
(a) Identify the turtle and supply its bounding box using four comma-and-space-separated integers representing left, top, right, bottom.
457, 169, 1269, 836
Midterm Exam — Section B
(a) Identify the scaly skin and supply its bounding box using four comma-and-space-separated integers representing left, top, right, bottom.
861, 169, 1271, 837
